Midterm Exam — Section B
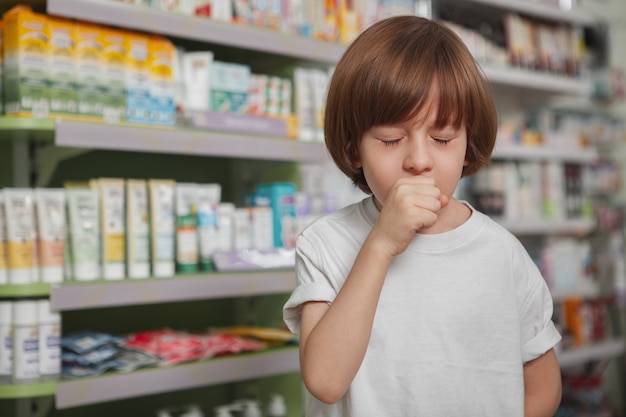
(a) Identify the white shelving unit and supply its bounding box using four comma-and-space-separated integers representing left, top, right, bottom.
557, 338, 626, 368
50, 270, 298, 311
483, 65, 592, 96
437, 0, 601, 25
54, 119, 327, 162
492, 143, 599, 163
494, 217, 595, 235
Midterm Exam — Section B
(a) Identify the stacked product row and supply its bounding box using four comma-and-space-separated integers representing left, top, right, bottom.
124, 0, 592, 80
0, 180, 304, 285
0, 298, 61, 383
0, 5, 304, 132
115, 0, 425, 45
555, 296, 610, 351
60, 326, 294, 379
469, 161, 591, 222
1, 5, 177, 123
444, 13, 585, 77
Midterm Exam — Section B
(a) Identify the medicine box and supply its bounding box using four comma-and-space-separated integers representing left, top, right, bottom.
149, 36, 177, 126
101, 28, 127, 123
124, 32, 151, 124
3, 6, 49, 117
255, 182, 297, 248
74, 22, 105, 119
47, 16, 77, 116
210, 60, 250, 114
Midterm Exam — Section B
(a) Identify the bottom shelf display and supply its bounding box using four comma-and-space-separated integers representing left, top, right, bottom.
56, 346, 300, 409
0, 347, 299, 407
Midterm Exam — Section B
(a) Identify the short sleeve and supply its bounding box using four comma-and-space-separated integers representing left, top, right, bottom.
518, 253, 562, 363
283, 234, 338, 335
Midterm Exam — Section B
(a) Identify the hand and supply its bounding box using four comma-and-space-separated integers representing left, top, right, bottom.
370, 176, 448, 257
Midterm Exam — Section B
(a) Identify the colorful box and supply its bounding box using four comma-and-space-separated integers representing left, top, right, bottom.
3, 6, 49, 117
0, 22, 4, 115
47, 16, 77, 116
255, 182, 297, 248
124, 32, 151, 124
210, 60, 250, 114
101, 28, 127, 123
149, 35, 177, 126
74, 21, 105, 119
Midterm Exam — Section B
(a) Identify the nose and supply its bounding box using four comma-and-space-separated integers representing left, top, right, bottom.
403, 138, 433, 174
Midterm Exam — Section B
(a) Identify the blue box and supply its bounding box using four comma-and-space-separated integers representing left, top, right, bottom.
255, 182, 297, 248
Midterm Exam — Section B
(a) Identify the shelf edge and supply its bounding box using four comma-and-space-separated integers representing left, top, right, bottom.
50, 270, 297, 311
493, 218, 595, 235
54, 120, 327, 162
0, 381, 57, 399
454, 0, 601, 26
55, 347, 299, 409
557, 338, 626, 368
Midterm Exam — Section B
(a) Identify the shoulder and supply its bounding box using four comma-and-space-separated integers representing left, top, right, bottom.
464, 206, 530, 257
296, 198, 374, 265
300, 197, 375, 240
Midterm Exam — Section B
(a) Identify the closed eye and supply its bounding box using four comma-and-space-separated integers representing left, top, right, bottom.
380, 138, 402, 147
433, 137, 451, 145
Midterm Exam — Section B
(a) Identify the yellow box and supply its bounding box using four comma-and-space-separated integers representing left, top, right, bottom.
2, 5, 49, 117
47, 16, 77, 116
101, 27, 127, 123
124, 31, 151, 124
148, 35, 176, 126
0, 21, 4, 114
73, 21, 105, 119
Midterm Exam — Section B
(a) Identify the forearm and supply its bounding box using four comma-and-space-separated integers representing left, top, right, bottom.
300, 235, 393, 403
525, 388, 562, 417
524, 349, 562, 417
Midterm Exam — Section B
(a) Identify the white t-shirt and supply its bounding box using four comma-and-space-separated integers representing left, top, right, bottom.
283, 197, 561, 417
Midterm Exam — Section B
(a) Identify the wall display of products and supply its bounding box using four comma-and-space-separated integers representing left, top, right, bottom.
0, 3, 340, 148
0, 0, 624, 416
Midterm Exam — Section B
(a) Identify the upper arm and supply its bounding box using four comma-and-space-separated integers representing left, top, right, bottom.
523, 348, 562, 417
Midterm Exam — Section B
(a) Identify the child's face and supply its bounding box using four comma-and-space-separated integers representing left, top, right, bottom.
355, 102, 468, 208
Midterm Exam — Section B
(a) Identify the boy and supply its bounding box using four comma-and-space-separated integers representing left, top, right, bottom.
284, 16, 562, 417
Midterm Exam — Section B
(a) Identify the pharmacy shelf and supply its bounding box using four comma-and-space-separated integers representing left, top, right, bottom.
557, 338, 625, 368
0, 117, 327, 162
55, 346, 299, 409
437, 0, 601, 26
0, 283, 51, 298
494, 217, 595, 235
47, 0, 344, 64
50, 270, 297, 311
0, 117, 54, 132
54, 119, 327, 162
483, 65, 592, 96
0, 381, 56, 399
0, 116, 55, 141
492, 143, 598, 163
46, 0, 592, 97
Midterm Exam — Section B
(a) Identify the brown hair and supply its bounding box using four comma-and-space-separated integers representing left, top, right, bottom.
324, 16, 498, 194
